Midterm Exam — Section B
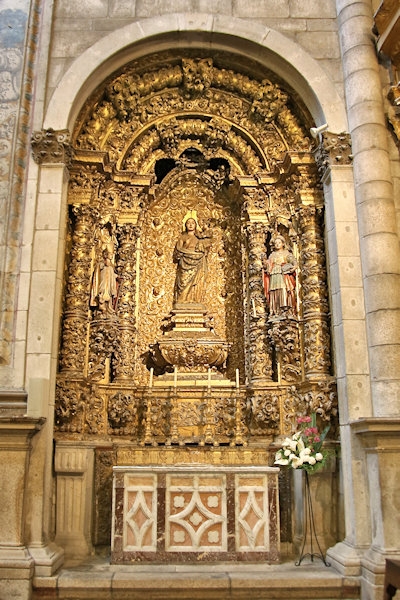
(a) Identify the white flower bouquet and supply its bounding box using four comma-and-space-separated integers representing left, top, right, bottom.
274, 414, 330, 474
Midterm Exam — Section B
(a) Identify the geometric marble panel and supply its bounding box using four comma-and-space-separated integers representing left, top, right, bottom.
124, 473, 157, 551
166, 473, 227, 552
235, 474, 270, 551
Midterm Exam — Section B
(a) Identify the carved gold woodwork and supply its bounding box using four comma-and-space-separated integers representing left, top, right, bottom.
55, 51, 337, 451
374, 0, 400, 84
115, 446, 269, 467
388, 85, 400, 146
297, 203, 332, 379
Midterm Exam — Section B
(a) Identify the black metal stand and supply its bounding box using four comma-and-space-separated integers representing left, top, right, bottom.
295, 470, 330, 566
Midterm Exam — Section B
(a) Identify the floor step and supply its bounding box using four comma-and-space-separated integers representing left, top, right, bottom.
33, 558, 361, 600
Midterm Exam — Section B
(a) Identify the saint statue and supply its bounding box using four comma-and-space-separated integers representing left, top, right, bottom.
263, 234, 297, 316
90, 250, 119, 313
173, 210, 212, 305
94, 220, 118, 260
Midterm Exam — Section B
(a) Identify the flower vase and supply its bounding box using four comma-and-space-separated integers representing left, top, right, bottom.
295, 470, 330, 566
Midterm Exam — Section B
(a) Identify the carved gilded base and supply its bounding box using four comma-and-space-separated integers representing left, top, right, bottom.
115, 445, 269, 466
142, 386, 246, 446
151, 305, 230, 371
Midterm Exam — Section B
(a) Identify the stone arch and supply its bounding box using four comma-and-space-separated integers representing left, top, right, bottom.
44, 14, 347, 134
43, 16, 346, 561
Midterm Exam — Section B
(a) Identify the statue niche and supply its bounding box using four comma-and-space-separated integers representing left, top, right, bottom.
263, 233, 297, 319
90, 221, 119, 315
173, 210, 212, 307
150, 207, 231, 377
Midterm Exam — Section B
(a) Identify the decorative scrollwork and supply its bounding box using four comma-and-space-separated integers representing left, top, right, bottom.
287, 382, 338, 425
182, 57, 213, 99
107, 392, 138, 435
55, 379, 86, 432
267, 319, 301, 382
249, 391, 280, 435
31, 128, 74, 165
251, 80, 288, 123
54, 51, 337, 452
87, 318, 119, 381
85, 391, 105, 435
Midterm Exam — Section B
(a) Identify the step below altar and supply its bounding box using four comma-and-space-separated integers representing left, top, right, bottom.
111, 463, 280, 563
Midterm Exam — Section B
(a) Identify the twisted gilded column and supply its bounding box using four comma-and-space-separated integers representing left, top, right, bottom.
59, 204, 93, 376
113, 223, 140, 381
244, 220, 273, 383
298, 204, 331, 380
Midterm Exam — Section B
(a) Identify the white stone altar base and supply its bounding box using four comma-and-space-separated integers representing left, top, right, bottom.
112, 465, 280, 563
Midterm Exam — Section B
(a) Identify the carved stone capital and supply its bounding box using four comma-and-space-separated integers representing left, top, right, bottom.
31, 128, 74, 165
314, 131, 353, 178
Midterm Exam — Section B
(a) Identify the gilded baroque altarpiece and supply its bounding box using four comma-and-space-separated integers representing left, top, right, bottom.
35, 52, 340, 550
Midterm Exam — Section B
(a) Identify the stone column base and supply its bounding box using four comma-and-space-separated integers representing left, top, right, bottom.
29, 542, 64, 577
326, 540, 364, 576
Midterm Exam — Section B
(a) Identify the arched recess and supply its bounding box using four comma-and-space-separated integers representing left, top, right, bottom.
44, 15, 347, 134
55, 45, 339, 438
44, 20, 346, 557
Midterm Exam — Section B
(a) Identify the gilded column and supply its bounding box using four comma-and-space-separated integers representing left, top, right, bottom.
298, 203, 331, 380
243, 220, 273, 383
59, 204, 94, 376
113, 223, 140, 381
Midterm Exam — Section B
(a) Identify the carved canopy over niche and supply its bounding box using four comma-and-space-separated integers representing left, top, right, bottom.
72, 52, 311, 174
55, 50, 337, 446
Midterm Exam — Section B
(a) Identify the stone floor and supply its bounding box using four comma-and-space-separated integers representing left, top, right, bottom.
33, 556, 361, 599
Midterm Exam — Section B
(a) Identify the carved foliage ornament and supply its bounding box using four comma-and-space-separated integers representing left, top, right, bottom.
313, 131, 353, 178
73, 55, 310, 170
31, 128, 74, 165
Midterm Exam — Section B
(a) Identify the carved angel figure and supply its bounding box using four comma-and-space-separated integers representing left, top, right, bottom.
173, 210, 212, 305
263, 235, 297, 316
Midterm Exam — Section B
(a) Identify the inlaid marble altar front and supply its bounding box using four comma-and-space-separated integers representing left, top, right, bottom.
112, 465, 280, 563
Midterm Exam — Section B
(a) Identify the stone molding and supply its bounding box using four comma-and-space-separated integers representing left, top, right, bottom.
0, 416, 45, 578
0, 415, 45, 446
351, 417, 400, 449
0, 389, 28, 416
